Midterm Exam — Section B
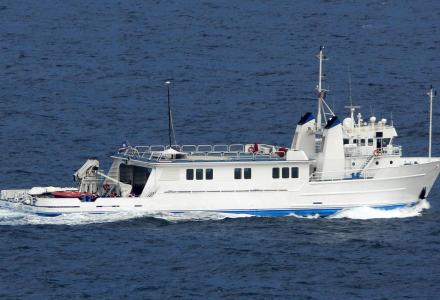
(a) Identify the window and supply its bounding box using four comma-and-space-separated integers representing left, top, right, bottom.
282, 167, 289, 178
196, 169, 203, 180
291, 167, 299, 178
206, 169, 213, 180
343, 139, 349, 145
353, 139, 358, 145
376, 132, 383, 138
186, 169, 194, 180
272, 168, 280, 179
382, 138, 391, 147
360, 139, 366, 146
244, 168, 252, 179
234, 168, 242, 179
368, 138, 374, 146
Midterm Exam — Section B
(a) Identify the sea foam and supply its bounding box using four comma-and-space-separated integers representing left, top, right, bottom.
0, 200, 430, 225
328, 199, 430, 220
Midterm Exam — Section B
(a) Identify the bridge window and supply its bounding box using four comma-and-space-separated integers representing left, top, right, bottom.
382, 138, 391, 147
343, 139, 349, 145
360, 139, 366, 146
206, 169, 213, 180
272, 168, 280, 178
368, 138, 374, 146
282, 167, 289, 178
353, 139, 358, 145
244, 168, 252, 179
186, 169, 194, 180
234, 168, 242, 179
196, 169, 203, 180
291, 167, 299, 178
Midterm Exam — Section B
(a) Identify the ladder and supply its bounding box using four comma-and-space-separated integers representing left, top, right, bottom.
359, 155, 375, 175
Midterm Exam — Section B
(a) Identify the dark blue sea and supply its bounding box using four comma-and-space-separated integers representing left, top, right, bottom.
1, 0, 440, 298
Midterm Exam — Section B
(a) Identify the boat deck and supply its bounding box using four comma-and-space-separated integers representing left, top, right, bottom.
115, 144, 287, 163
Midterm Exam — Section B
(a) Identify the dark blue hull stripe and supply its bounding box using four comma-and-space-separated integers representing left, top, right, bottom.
212, 203, 409, 217
33, 203, 411, 217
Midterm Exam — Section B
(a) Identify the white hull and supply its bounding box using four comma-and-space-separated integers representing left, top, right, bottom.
4, 159, 438, 217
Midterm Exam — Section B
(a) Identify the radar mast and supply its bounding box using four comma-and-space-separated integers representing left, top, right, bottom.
316, 46, 335, 132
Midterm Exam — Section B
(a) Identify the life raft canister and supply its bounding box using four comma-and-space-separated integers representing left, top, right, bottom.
275, 146, 288, 157
248, 143, 259, 153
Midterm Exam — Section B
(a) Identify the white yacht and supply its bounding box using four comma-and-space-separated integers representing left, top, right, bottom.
1, 47, 439, 217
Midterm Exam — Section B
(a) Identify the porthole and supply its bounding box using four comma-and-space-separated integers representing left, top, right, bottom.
352, 162, 355, 166
376, 161, 379, 165
390, 161, 393, 165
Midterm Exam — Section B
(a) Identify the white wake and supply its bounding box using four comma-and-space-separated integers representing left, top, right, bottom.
0, 200, 430, 225
0, 204, 251, 226
328, 199, 430, 220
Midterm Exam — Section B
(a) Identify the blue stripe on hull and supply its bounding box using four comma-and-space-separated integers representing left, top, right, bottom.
220, 208, 338, 217
217, 203, 409, 217
32, 203, 412, 218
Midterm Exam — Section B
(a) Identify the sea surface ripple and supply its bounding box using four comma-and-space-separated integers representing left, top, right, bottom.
1, 0, 440, 298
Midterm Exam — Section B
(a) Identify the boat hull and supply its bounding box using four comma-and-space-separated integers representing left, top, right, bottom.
1, 159, 439, 218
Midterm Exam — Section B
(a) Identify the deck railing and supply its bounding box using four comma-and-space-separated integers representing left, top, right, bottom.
345, 145, 402, 157
309, 168, 377, 182
116, 144, 286, 162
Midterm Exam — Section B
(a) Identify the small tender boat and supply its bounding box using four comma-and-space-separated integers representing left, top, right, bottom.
1, 47, 439, 217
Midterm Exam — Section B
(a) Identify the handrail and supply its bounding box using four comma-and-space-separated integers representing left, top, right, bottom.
345, 145, 402, 157
309, 167, 382, 182
115, 143, 286, 162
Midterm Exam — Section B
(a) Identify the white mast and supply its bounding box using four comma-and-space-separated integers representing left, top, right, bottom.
316, 46, 334, 132
428, 85, 436, 160
316, 46, 324, 131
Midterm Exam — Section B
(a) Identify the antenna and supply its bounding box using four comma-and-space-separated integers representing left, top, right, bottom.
348, 65, 353, 107
428, 85, 436, 160
165, 80, 173, 148
344, 64, 360, 130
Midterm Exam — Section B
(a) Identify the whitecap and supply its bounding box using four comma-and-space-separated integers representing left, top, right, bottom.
0, 203, 253, 226
328, 199, 430, 220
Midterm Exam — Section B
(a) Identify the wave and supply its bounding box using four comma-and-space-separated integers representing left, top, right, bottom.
0, 200, 430, 225
328, 199, 430, 220
0, 204, 251, 226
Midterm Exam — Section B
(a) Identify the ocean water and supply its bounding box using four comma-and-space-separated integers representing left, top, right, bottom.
1, 0, 440, 298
